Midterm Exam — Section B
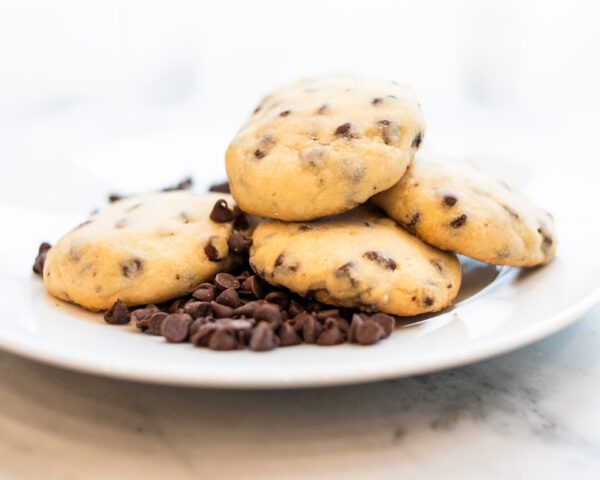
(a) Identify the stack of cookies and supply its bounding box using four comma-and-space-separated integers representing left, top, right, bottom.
225, 76, 557, 317
37, 75, 558, 350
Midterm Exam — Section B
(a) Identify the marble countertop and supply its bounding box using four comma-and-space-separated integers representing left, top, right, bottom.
0, 305, 598, 480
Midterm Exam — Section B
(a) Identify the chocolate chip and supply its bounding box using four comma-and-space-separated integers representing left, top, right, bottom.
412, 132, 423, 148
253, 105, 261, 114
208, 325, 240, 351
131, 305, 160, 327
33, 242, 51, 275
298, 225, 313, 232
279, 110, 291, 117
443, 195, 458, 207
430, 260, 443, 272
334, 122, 353, 138
538, 226, 554, 247
228, 231, 252, 254
363, 251, 397, 270
501, 204, 520, 219
288, 300, 304, 318
302, 315, 323, 343
372, 97, 384, 105
317, 323, 345, 346
204, 236, 226, 262
274, 253, 299, 272
233, 300, 262, 318
161, 313, 193, 343
254, 303, 283, 330
253, 135, 275, 159
104, 299, 130, 325
316, 309, 340, 321
279, 322, 302, 347
108, 194, 124, 203
423, 296, 435, 307
250, 321, 280, 351
264, 291, 290, 309
162, 177, 193, 192
210, 199, 236, 223
216, 288, 241, 308
121, 258, 143, 278
376, 119, 400, 145
143, 312, 168, 335
240, 275, 263, 298
210, 301, 234, 319
370, 313, 395, 337
214, 273, 240, 291
190, 322, 217, 347
232, 206, 249, 231
167, 298, 186, 313
407, 212, 421, 229
291, 312, 313, 334
192, 283, 216, 302
355, 319, 385, 345
209, 181, 230, 193
184, 300, 211, 318
334, 262, 358, 287
450, 214, 467, 228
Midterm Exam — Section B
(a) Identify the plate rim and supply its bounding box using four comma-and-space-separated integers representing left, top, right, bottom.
0, 280, 598, 389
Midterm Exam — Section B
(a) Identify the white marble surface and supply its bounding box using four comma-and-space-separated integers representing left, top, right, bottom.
0, 305, 597, 480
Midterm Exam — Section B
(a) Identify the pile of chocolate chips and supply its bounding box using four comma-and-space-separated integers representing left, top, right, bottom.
105, 268, 396, 351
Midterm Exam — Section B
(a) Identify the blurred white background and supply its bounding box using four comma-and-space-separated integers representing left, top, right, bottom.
0, 0, 599, 207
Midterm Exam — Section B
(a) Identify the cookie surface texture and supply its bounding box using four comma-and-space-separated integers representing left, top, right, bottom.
44, 192, 238, 311
226, 76, 425, 221
250, 206, 461, 316
372, 150, 558, 266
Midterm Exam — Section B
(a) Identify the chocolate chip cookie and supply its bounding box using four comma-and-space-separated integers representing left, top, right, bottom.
249, 206, 461, 316
44, 192, 241, 311
226, 76, 425, 221
372, 150, 558, 266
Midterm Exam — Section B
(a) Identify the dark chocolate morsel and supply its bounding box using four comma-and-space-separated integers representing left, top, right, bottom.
210, 199, 236, 223
210, 301, 234, 319
227, 231, 252, 254
363, 251, 397, 271
450, 214, 468, 228
121, 258, 143, 278
104, 299, 131, 325
254, 304, 283, 330
161, 313, 193, 343
250, 321, 280, 351
334, 122, 353, 138
192, 284, 216, 302
216, 288, 242, 308
443, 195, 458, 207
33, 242, 52, 275
208, 181, 231, 193
412, 132, 423, 148
214, 273, 240, 291
204, 237, 226, 262
279, 322, 303, 347
264, 291, 290, 309
369, 313, 395, 337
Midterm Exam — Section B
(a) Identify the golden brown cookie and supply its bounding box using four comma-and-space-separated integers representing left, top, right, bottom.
226, 76, 425, 221
250, 206, 461, 316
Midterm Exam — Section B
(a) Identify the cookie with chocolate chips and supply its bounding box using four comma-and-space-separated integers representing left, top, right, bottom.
250, 205, 461, 316
226, 75, 425, 221
371, 150, 558, 266
44, 192, 247, 311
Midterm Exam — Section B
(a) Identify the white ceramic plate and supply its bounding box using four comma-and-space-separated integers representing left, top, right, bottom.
0, 143, 598, 388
